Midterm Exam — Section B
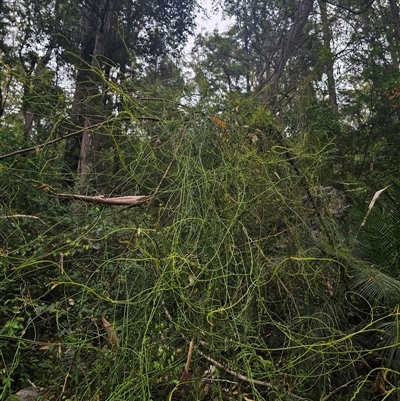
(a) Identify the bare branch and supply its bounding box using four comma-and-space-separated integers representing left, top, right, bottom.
56, 193, 150, 206
322, 0, 375, 14
0, 116, 160, 161
159, 295, 311, 401
320, 376, 363, 401
0, 122, 105, 160
179, 338, 194, 383
0, 214, 45, 223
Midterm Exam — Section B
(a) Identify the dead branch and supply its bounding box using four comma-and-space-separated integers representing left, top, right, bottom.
0, 116, 159, 161
0, 214, 45, 223
159, 297, 311, 401
195, 347, 311, 401
56, 193, 150, 206
179, 338, 194, 383
320, 376, 363, 401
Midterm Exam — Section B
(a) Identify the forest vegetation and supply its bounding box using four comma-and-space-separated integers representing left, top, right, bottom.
0, 0, 400, 400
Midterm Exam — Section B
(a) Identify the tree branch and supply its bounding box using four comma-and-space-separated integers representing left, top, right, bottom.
0, 116, 160, 161
56, 193, 150, 206
0, 123, 105, 160
0, 214, 42, 220
322, 0, 375, 15
320, 376, 363, 401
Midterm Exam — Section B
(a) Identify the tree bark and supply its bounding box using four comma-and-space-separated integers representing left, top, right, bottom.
78, 0, 116, 183
269, 0, 315, 96
318, 0, 338, 114
389, 0, 400, 40
63, 0, 117, 189
63, 1, 97, 186
388, 0, 400, 64
21, 47, 53, 143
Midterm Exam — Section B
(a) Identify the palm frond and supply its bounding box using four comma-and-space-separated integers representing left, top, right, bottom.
353, 178, 400, 273
371, 309, 400, 370
348, 266, 400, 308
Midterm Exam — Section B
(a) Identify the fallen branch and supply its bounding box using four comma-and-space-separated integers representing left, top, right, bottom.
196, 347, 312, 401
195, 347, 275, 390
56, 193, 150, 206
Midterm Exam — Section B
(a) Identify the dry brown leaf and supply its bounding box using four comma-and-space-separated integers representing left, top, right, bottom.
210, 116, 227, 133
361, 186, 390, 227
101, 315, 120, 349
372, 369, 387, 394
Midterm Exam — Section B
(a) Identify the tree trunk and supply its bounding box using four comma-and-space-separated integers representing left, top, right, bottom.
21, 48, 53, 144
318, 0, 338, 115
62, 2, 96, 187
63, 0, 117, 189
389, 0, 400, 39
268, 0, 314, 99
388, 0, 400, 64
77, 0, 116, 184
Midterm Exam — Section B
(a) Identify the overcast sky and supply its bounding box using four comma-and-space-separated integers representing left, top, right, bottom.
184, 0, 230, 56
195, 0, 229, 32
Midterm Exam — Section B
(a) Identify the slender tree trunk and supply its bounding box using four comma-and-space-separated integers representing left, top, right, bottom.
64, 0, 117, 189
62, 2, 96, 187
23, 104, 34, 142
388, 0, 400, 64
269, 0, 314, 97
21, 56, 36, 142
389, 0, 400, 39
21, 47, 53, 144
318, 0, 338, 115
78, 0, 116, 183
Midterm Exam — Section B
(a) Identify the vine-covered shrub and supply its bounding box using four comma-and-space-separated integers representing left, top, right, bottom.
1, 89, 399, 401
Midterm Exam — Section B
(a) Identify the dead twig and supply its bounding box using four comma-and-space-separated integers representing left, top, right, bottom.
0, 117, 161, 160
0, 214, 45, 223
179, 338, 194, 383
0, 122, 105, 160
320, 376, 363, 401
